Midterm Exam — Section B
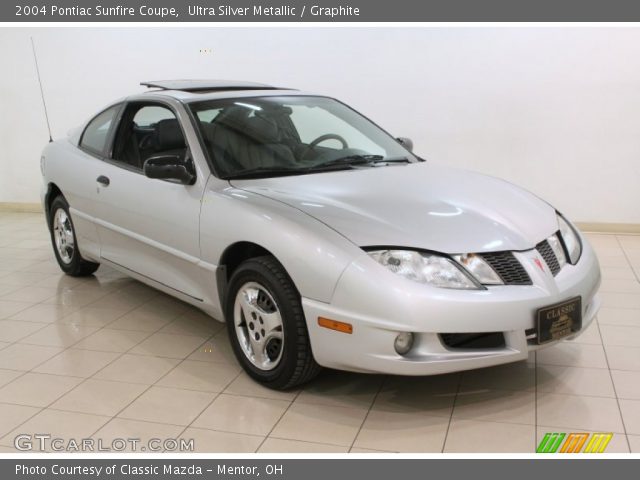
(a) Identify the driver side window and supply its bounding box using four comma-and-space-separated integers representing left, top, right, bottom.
111, 103, 187, 171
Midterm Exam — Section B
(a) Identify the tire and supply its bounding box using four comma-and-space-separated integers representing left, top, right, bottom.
225, 256, 321, 390
48, 196, 100, 277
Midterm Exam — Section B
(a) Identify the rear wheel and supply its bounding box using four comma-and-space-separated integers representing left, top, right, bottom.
225, 256, 321, 390
49, 196, 100, 277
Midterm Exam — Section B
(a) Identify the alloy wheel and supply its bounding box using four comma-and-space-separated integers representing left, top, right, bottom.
233, 281, 284, 371
53, 208, 75, 264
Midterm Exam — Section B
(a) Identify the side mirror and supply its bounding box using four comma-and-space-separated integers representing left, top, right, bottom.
396, 137, 414, 152
143, 155, 195, 185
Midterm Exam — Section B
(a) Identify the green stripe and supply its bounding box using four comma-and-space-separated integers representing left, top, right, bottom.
537, 433, 553, 453
537, 433, 565, 453
549, 433, 566, 453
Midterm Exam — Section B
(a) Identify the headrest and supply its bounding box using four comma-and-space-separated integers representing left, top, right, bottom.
215, 106, 252, 131
245, 115, 280, 143
259, 105, 293, 116
155, 119, 185, 151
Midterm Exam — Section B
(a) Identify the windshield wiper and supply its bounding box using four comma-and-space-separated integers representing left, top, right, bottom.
312, 155, 411, 169
312, 155, 383, 168
223, 162, 359, 180
373, 156, 411, 164
223, 156, 412, 180
222, 167, 303, 180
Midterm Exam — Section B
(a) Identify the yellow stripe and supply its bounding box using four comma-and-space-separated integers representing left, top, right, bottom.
597, 434, 613, 453
584, 433, 613, 453
587, 435, 603, 453
584, 435, 599, 453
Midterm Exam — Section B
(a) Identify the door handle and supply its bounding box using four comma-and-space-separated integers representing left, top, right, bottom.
96, 175, 110, 187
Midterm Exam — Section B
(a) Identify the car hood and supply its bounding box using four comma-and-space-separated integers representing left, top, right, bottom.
231, 162, 558, 254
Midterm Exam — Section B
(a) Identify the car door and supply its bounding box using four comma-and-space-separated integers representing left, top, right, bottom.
59, 103, 123, 261
92, 99, 211, 302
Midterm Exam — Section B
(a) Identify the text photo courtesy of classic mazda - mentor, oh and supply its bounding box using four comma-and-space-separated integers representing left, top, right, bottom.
40, 79, 601, 390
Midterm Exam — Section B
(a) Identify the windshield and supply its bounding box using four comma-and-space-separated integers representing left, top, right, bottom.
189, 95, 418, 178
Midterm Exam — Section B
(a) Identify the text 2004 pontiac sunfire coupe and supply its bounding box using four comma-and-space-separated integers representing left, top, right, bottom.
41, 80, 601, 389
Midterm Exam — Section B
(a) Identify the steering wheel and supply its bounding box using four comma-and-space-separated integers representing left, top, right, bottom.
301, 134, 348, 160
309, 133, 348, 150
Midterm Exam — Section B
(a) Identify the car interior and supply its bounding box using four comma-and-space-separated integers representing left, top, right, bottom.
196, 102, 376, 175
110, 101, 364, 178
112, 103, 310, 175
112, 104, 189, 170
199, 104, 305, 174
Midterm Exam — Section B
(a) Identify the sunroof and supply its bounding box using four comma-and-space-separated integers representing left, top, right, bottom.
140, 79, 282, 92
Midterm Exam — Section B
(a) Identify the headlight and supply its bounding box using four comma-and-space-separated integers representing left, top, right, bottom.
368, 250, 481, 289
453, 253, 503, 285
557, 214, 582, 264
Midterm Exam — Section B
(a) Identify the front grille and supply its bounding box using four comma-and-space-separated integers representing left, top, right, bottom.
479, 251, 532, 285
440, 332, 506, 349
536, 239, 561, 276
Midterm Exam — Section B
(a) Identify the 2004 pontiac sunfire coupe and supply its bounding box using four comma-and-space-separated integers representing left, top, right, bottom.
41, 80, 601, 389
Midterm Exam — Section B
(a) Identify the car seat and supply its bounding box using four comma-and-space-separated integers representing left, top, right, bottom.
204, 106, 296, 174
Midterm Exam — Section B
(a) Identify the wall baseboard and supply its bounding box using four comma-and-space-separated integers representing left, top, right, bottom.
0, 203, 639, 234
576, 222, 640, 235
0, 202, 42, 213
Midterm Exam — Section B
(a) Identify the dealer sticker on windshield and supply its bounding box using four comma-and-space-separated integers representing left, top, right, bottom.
536, 297, 582, 344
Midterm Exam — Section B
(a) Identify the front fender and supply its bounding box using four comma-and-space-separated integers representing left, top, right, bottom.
200, 176, 364, 303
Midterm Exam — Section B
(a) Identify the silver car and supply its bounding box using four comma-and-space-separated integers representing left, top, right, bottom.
41, 80, 601, 389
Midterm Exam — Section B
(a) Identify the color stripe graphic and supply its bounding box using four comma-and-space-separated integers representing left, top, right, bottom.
536, 432, 613, 453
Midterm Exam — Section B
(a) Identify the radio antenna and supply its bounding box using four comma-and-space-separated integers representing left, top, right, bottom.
30, 37, 53, 142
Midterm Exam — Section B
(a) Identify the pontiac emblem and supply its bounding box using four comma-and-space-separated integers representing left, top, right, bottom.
534, 258, 545, 272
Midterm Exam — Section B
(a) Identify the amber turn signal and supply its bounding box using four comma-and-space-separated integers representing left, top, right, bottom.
318, 317, 353, 334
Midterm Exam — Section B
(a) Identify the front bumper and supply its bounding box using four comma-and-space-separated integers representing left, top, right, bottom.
303, 237, 601, 375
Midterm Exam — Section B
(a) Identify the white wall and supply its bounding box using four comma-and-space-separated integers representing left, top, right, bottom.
1, 27, 639, 224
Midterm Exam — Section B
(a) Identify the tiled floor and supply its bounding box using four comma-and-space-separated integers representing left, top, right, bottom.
0, 212, 639, 453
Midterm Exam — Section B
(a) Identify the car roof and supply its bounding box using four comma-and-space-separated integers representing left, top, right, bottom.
139, 79, 303, 103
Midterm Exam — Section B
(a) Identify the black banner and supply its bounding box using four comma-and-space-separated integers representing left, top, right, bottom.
5, 0, 640, 22
4, 459, 640, 480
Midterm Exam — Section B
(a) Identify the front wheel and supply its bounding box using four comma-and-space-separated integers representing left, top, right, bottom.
49, 196, 100, 277
225, 256, 321, 390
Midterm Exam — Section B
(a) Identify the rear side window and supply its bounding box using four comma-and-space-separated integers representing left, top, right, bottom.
80, 104, 120, 156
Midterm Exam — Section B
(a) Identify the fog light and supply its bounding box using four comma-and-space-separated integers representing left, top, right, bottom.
394, 332, 414, 355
